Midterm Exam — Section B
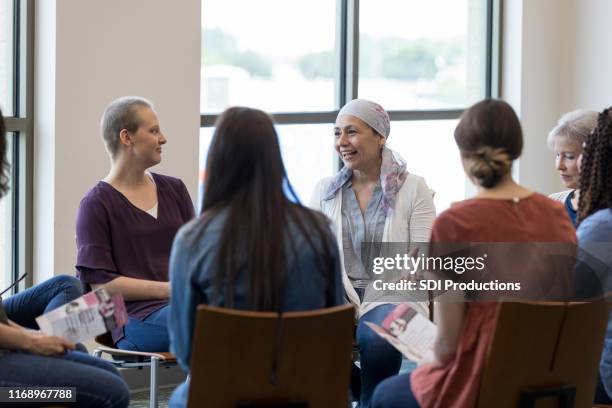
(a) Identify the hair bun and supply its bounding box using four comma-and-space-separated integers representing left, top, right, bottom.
469, 147, 511, 188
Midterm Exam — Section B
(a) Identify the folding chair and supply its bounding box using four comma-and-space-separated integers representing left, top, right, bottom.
477, 300, 612, 408
186, 304, 355, 408
92, 332, 177, 408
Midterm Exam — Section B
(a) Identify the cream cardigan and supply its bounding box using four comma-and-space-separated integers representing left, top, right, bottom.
309, 168, 436, 318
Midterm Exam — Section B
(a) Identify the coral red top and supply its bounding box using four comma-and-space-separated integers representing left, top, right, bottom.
411, 193, 576, 408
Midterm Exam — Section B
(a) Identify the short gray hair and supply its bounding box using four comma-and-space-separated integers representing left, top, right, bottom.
100, 96, 154, 156
547, 109, 598, 149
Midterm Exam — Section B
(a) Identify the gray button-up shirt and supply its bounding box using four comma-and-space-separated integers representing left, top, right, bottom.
341, 181, 387, 289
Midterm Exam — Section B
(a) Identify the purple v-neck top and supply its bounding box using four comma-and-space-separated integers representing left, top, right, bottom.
75, 173, 195, 336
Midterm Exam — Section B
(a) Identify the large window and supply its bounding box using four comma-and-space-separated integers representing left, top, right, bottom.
200, 0, 499, 210
201, 0, 337, 113
1, 0, 33, 294
358, 0, 488, 110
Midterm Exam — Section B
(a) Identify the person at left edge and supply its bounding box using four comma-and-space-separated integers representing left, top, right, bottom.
0, 108, 130, 408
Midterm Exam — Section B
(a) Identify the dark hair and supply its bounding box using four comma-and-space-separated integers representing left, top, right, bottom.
578, 107, 612, 224
0, 109, 9, 198
189, 107, 337, 311
454, 99, 523, 188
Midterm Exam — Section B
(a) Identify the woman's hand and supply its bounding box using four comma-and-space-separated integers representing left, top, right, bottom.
417, 349, 438, 367
432, 298, 466, 364
160, 281, 171, 299
93, 277, 170, 301
23, 332, 76, 356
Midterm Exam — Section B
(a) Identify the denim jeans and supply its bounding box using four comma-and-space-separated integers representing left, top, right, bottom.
116, 305, 170, 351
595, 375, 612, 405
371, 373, 420, 408
0, 350, 130, 408
355, 304, 403, 408
2, 275, 83, 329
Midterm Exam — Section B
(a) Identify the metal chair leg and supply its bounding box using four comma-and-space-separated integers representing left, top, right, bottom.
149, 356, 159, 408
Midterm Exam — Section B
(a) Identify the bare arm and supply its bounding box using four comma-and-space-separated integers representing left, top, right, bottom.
432, 292, 466, 365
7, 319, 36, 333
92, 276, 169, 301
0, 324, 75, 355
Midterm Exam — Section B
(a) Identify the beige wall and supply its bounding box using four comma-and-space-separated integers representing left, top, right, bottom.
502, 0, 611, 194
560, 0, 612, 113
34, 0, 201, 282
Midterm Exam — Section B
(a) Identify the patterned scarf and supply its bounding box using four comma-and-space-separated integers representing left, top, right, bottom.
323, 146, 408, 216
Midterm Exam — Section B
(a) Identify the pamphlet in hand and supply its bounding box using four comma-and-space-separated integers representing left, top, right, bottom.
36, 288, 128, 343
365, 303, 437, 362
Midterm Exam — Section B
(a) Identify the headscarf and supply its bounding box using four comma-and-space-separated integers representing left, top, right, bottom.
323, 146, 408, 216
337, 99, 391, 138
324, 100, 405, 214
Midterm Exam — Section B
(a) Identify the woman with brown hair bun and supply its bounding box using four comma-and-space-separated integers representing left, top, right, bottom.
372, 99, 576, 408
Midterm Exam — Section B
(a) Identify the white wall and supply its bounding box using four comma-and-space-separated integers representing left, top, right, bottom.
560, 0, 612, 113
502, 0, 612, 194
502, 0, 567, 194
34, 0, 201, 282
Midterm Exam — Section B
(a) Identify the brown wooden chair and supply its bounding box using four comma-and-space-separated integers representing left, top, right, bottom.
92, 331, 177, 408
477, 300, 612, 408
186, 304, 355, 408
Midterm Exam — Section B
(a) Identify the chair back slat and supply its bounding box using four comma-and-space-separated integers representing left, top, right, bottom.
477, 301, 611, 408
187, 304, 355, 408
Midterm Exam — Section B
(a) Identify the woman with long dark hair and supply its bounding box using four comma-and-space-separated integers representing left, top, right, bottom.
574, 108, 612, 404
168, 107, 344, 408
577, 108, 612, 225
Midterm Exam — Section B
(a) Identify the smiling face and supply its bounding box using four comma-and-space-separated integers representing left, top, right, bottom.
128, 107, 166, 167
553, 135, 582, 189
334, 114, 385, 171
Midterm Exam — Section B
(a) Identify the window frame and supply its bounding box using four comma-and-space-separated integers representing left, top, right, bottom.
2, 0, 34, 293
199, 0, 501, 170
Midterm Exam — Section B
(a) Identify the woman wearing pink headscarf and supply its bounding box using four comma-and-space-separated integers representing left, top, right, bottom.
310, 99, 436, 408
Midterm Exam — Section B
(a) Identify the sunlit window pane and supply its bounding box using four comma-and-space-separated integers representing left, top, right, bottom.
276, 124, 336, 203
201, 0, 337, 113
386, 120, 466, 212
359, 0, 487, 110
199, 124, 335, 209
0, 0, 14, 115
